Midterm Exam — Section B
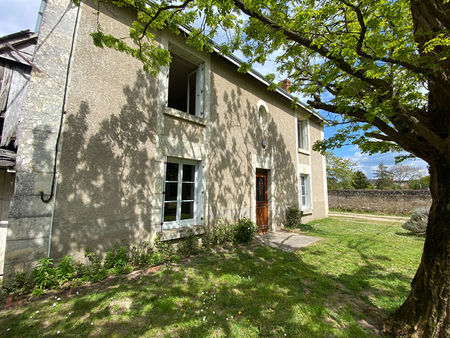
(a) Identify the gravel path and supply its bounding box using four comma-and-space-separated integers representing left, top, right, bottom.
329, 211, 409, 223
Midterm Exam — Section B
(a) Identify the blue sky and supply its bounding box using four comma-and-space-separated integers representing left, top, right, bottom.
0, 0, 428, 178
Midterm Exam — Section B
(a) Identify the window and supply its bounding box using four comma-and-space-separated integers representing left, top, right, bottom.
167, 52, 204, 116
297, 119, 308, 150
163, 159, 201, 229
300, 174, 312, 210
257, 100, 269, 129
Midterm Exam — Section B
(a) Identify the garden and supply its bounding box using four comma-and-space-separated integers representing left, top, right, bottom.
0, 217, 423, 337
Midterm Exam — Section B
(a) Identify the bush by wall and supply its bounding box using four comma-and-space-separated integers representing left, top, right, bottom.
2, 217, 258, 297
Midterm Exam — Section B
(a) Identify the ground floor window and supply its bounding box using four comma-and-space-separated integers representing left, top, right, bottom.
300, 174, 312, 210
163, 158, 201, 229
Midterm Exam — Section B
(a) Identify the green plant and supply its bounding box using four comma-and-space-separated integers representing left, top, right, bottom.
104, 245, 129, 270
285, 206, 302, 228
84, 248, 108, 282
203, 219, 235, 248
55, 256, 75, 285
130, 241, 153, 267
177, 230, 200, 256
2, 271, 33, 295
233, 218, 257, 244
154, 234, 175, 262
32, 257, 56, 294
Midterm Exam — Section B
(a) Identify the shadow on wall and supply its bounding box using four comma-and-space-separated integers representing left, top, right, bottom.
206, 59, 298, 227
51, 70, 158, 260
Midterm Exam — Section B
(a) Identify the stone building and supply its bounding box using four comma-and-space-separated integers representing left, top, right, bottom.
2, 0, 328, 279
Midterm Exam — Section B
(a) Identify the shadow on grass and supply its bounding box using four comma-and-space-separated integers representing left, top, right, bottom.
0, 239, 415, 337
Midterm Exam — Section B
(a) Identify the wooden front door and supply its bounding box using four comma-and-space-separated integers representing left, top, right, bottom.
256, 169, 269, 233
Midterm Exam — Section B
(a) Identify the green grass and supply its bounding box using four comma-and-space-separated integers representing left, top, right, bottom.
0, 218, 424, 337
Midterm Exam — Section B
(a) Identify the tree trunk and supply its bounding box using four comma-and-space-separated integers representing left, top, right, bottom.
384, 158, 450, 337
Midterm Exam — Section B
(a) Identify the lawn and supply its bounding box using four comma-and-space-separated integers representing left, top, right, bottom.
0, 218, 424, 337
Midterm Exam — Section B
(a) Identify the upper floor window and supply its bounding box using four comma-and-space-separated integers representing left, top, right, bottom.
167, 52, 204, 117
297, 119, 308, 150
257, 100, 269, 129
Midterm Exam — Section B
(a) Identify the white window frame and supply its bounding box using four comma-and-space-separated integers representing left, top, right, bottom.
256, 100, 269, 130
162, 158, 203, 230
300, 174, 312, 211
297, 119, 309, 151
166, 51, 205, 117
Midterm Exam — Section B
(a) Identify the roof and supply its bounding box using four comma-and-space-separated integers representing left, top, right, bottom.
0, 30, 35, 43
178, 25, 327, 123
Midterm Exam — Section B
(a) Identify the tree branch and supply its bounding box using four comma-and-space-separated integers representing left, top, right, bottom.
231, 0, 391, 91
339, 0, 436, 80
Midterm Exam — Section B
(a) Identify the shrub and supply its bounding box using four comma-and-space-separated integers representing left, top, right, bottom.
203, 219, 235, 248
2, 271, 33, 295
55, 256, 75, 285
84, 248, 108, 282
402, 208, 429, 236
177, 230, 200, 256
104, 245, 129, 270
285, 206, 302, 228
234, 217, 257, 243
130, 241, 153, 267
154, 234, 175, 262
32, 257, 57, 294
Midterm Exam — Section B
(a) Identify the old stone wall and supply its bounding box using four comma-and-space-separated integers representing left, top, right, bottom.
3, 0, 80, 278
328, 190, 431, 215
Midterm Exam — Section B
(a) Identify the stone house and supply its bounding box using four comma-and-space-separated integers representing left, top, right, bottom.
2, 0, 328, 279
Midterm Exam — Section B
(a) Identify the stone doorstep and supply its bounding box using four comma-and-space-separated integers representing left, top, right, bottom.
256, 231, 320, 252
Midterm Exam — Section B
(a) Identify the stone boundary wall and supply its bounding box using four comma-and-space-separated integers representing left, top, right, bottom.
328, 190, 431, 215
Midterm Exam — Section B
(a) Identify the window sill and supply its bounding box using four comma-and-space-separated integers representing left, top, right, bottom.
158, 224, 205, 241
298, 148, 310, 155
301, 209, 313, 216
164, 108, 207, 127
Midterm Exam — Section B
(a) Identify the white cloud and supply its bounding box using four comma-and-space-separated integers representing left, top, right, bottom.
0, 0, 42, 37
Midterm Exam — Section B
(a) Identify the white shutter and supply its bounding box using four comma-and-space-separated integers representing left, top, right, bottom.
196, 63, 204, 116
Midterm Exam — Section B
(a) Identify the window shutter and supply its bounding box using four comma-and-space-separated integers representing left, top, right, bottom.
196, 63, 204, 116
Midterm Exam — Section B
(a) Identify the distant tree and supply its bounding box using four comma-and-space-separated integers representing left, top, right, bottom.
409, 176, 431, 190
374, 163, 394, 190
351, 170, 371, 189
325, 152, 356, 190
390, 164, 423, 183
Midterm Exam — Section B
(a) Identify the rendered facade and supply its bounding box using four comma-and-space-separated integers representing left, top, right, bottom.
2, 0, 328, 278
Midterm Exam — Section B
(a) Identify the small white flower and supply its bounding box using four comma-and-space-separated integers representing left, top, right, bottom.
76, 291, 79, 295
91, 322, 93, 326
200, 309, 203, 312
6, 328, 10, 331
57, 331, 60, 335
202, 316, 206, 321
36, 311, 39, 313
57, 297, 61, 301
53, 303, 56, 307
212, 311, 215, 314
68, 312, 72, 316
